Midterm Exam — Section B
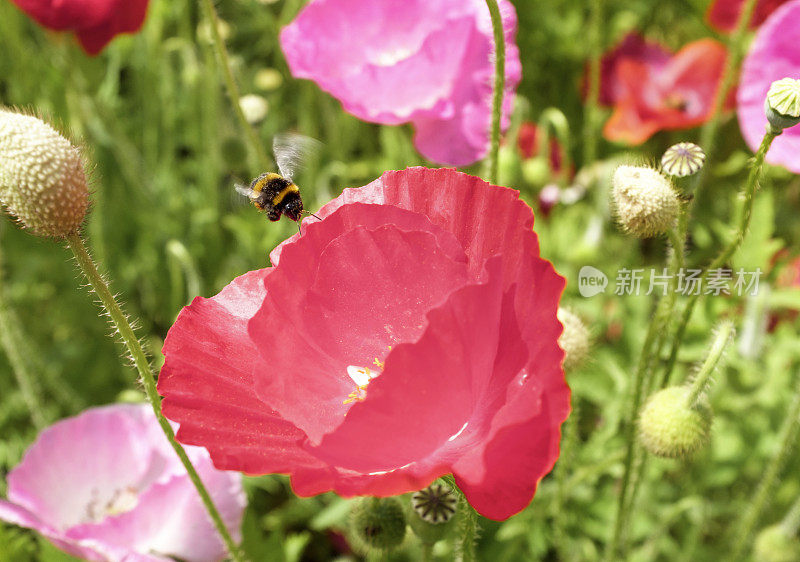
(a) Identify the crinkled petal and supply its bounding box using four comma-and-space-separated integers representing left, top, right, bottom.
250, 204, 471, 443
158, 269, 323, 475
737, 0, 800, 174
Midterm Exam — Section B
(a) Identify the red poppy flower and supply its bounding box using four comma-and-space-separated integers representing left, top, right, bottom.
517, 122, 566, 174
10, 0, 149, 55
593, 33, 671, 107
603, 39, 729, 145
157, 167, 569, 521
707, 0, 791, 32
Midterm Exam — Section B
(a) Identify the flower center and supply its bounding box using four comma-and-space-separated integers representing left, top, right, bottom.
85, 486, 139, 522
344, 359, 385, 404
372, 45, 415, 67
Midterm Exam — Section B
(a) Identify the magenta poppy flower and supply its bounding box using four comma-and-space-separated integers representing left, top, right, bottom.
10, 0, 149, 55
279, 0, 521, 167
594, 33, 671, 106
707, 0, 791, 32
603, 39, 729, 144
737, 0, 800, 174
158, 167, 569, 521
0, 404, 245, 562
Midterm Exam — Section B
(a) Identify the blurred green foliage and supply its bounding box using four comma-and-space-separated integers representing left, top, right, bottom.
1, 0, 800, 560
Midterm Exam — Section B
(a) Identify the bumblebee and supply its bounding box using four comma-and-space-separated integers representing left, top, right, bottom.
235, 134, 319, 224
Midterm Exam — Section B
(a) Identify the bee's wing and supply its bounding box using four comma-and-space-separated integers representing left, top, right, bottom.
234, 182, 257, 200
273, 133, 321, 182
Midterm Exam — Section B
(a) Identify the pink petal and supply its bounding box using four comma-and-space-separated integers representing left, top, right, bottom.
737, 0, 800, 174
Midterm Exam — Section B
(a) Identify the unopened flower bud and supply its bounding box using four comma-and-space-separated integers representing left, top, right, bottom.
754, 525, 800, 562
349, 497, 406, 553
765, 78, 800, 132
238, 94, 269, 124
661, 142, 706, 177
0, 110, 89, 238
612, 165, 679, 238
638, 386, 711, 458
408, 482, 457, 544
557, 308, 590, 370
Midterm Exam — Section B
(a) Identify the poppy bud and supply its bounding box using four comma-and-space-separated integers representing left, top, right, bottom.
0, 110, 89, 238
765, 78, 800, 133
408, 482, 457, 544
349, 497, 407, 553
638, 386, 711, 458
557, 308, 590, 370
753, 525, 800, 562
238, 94, 269, 125
612, 165, 679, 238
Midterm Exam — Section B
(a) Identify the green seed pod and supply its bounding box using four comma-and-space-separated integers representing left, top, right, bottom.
638, 386, 711, 458
349, 497, 407, 553
753, 525, 800, 562
612, 165, 679, 238
765, 78, 800, 132
407, 483, 457, 544
557, 308, 590, 370
0, 110, 89, 238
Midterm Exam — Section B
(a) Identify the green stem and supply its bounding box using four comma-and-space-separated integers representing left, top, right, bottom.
0, 237, 47, 430
583, 0, 603, 166
65, 233, 246, 562
730, 373, 800, 560
442, 475, 478, 562
661, 130, 777, 386
780, 495, 800, 537
485, 0, 505, 185
698, 0, 758, 167
199, 0, 270, 170
686, 321, 733, 407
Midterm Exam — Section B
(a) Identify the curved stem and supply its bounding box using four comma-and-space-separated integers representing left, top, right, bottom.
199, 0, 270, 170
686, 321, 733, 407
66, 233, 245, 562
730, 372, 800, 560
660, 131, 777, 386
485, 0, 506, 185
442, 475, 478, 562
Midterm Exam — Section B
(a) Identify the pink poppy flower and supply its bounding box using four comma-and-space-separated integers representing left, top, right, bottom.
603, 39, 729, 144
279, 0, 521, 167
0, 404, 245, 562
10, 0, 149, 55
737, 0, 800, 174
707, 0, 791, 32
594, 33, 671, 106
158, 167, 569, 521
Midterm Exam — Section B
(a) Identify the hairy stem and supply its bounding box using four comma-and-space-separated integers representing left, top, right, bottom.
66, 233, 245, 562
485, 0, 506, 185
661, 131, 777, 386
730, 372, 800, 560
686, 321, 733, 407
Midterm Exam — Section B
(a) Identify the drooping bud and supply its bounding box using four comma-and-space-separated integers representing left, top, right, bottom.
408, 482, 457, 544
0, 110, 89, 238
557, 308, 590, 370
638, 386, 711, 458
765, 78, 800, 133
612, 165, 679, 238
349, 497, 406, 553
661, 142, 706, 177
753, 525, 800, 562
